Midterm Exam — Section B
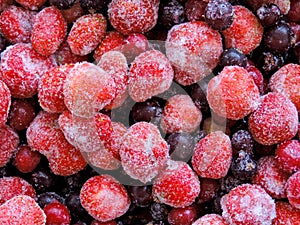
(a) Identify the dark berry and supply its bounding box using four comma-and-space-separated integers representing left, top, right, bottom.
127, 185, 153, 207
43, 200, 71, 225
205, 0, 234, 31
79, 0, 109, 13
256, 51, 284, 77
187, 83, 210, 116
30, 168, 57, 193
167, 206, 197, 225
219, 48, 248, 68
50, 0, 76, 9
158, 0, 185, 28
220, 175, 244, 193
253, 141, 276, 157
231, 130, 254, 155
294, 42, 300, 64
37, 192, 65, 208
59, 173, 84, 195
66, 191, 91, 222
150, 203, 169, 221
197, 178, 220, 204
0, 35, 7, 53
256, 4, 281, 27
211, 193, 223, 215
185, 0, 207, 22
287, 0, 300, 23
231, 150, 257, 181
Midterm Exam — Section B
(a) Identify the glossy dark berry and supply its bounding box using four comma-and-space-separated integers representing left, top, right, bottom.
37, 192, 65, 208
220, 175, 244, 193
256, 4, 281, 27
150, 203, 169, 221
231, 130, 254, 155
30, 168, 57, 193
49, 0, 76, 9
158, 0, 185, 28
185, 0, 207, 22
168, 206, 197, 225
127, 185, 153, 207
205, 0, 234, 31
79, 0, 109, 13
187, 83, 210, 116
0, 35, 7, 53
231, 150, 257, 181
43, 200, 71, 225
256, 51, 284, 77
219, 48, 248, 68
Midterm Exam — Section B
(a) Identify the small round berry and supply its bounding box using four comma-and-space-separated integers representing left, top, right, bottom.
187, 83, 210, 116
13, 144, 41, 173
275, 140, 300, 173
185, 0, 207, 22
30, 168, 57, 193
37, 192, 65, 208
150, 202, 169, 221
158, 0, 185, 28
231, 130, 254, 155
127, 185, 153, 207
220, 175, 244, 194
218, 48, 248, 68
66, 192, 90, 222
255, 51, 284, 77
167, 206, 197, 225
272, 201, 300, 225
192, 214, 229, 225
231, 150, 257, 181
50, 0, 76, 9
286, 171, 300, 209
43, 201, 71, 225
197, 178, 220, 203
256, 4, 281, 27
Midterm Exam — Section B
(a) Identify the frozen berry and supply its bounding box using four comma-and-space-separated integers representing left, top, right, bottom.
167, 132, 195, 161
192, 131, 232, 179
128, 49, 174, 102
197, 178, 219, 203
13, 144, 41, 173
218, 48, 248, 68
158, 0, 185, 28
15, 0, 46, 10
91, 221, 117, 225
0, 80, 10, 127
168, 206, 197, 225
207, 66, 260, 120
248, 92, 298, 145
65, 192, 90, 222
275, 140, 300, 173
50, 0, 76, 9
80, 175, 130, 222
150, 202, 169, 221
185, 0, 207, 22
231, 150, 257, 181
43, 200, 71, 225
79, 0, 108, 13
127, 185, 153, 207
30, 168, 57, 193
256, 3, 281, 27
231, 130, 254, 155
192, 214, 229, 225
220, 184, 276, 225
255, 51, 284, 77
272, 201, 300, 225
222, 5, 263, 54
67, 13, 107, 56
153, 160, 200, 208
287, 0, 300, 23
0, 125, 19, 167
37, 192, 65, 208
220, 175, 244, 194
60, 1, 85, 24
245, 63, 264, 94
187, 83, 210, 115
0, 34, 8, 52
245, 0, 290, 15
286, 171, 300, 209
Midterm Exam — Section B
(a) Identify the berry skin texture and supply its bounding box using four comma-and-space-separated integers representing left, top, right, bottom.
0, 195, 46, 225
192, 131, 232, 179
221, 184, 276, 225
13, 144, 41, 173
67, 13, 107, 56
167, 206, 197, 225
272, 201, 300, 225
15, 0, 47, 10
207, 66, 260, 120
192, 214, 229, 225
128, 49, 174, 102
108, 0, 159, 35
222, 5, 263, 55
31, 6, 67, 56
153, 160, 200, 208
0, 80, 11, 127
166, 21, 223, 85
286, 171, 300, 209
269, 63, 300, 112
248, 92, 298, 145
43, 201, 71, 225
0, 125, 19, 167
80, 175, 131, 222
275, 140, 300, 173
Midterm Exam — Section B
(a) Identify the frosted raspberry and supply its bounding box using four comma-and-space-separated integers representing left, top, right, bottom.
0, 80, 11, 127
192, 131, 232, 179
93, 31, 125, 63
160, 94, 202, 133
269, 63, 300, 112
0, 125, 19, 167
38, 64, 74, 113
119, 122, 169, 183
0, 5, 35, 44
80, 175, 130, 222
165, 21, 223, 85
31, 6, 67, 56
128, 49, 174, 102
248, 92, 298, 145
13, 144, 41, 173
221, 184, 276, 225
153, 160, 200, 208
63, 62, 116, 118
0, 195, 46, 225
192, 214, 229, 225
207, 66, 260, 120
108, 0, 159, 35
286, 171, 300, 209
67, 13, 107, 56
276, 140, 300, 173
15, 0, 47, 10
0, 43, 56, 98
222, 5, 263, 54
252, 156, 290, 199
272, 201, 300, 225
0, 176, 36, 204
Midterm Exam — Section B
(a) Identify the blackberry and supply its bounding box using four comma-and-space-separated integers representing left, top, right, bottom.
49, 0, 76, 9
256, 51, 284, 77
231, 130, 254, 155
127, 185, 153, 207
150, 203, 169, 221
219, 48, 248, 68
256, 4, 281, 27
79, 0, 109, 13
37, 192, 65, 208
158, 0, 185, 28
231, 150, 257, 181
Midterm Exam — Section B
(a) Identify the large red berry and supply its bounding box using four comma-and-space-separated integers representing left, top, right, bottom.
153, 160, 200, 208
286, 171, 300, 209
13, 144, 41, 173
272, 201, 300, 225
275, 140, 300, 173
80, 175, 130, 222
43, 200, 71, 225
15, 0, 47, 10
0, 80, 11, 127
192, 214, 229, 225
0, 125, 19, 167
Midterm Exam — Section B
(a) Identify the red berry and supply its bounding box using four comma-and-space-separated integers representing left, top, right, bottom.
192, 214, 229, 225
0, 125, 19, 167
197, 178, 220, 203
245, 63, 264, 95
13, 144, 41, 173
91, 221, 117, 225
192, 131, 232, 179
80, 175, 130, 222
222, 5, 263, 54
286, 171, 300, 209
165, 21, 223, 85
43, 200, 71, 225
160, 94, 202, 133
153, 160, 200, 208
0, 80, 11, 127
221, 184, 276, 225
272, 201, 300, 225
276, 140, 300, 173
167, 206, 197, 225
248, 92, 298, 145
128, 49, 174, 102
120, 122, 169, 183
0, 195, 46, 225
15, 0, 47, 10
67, 13, 107, 56
31, 6, 67, 56
121, 33, 149, 62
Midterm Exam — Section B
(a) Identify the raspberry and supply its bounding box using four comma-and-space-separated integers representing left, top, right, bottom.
80, 175, 130, 222
192, 131, 232, 179
167, 206, 197, 225
0, 80, 11, 127
192, 214, 229, 225
222, 5, 263, 55
67, 13, 107, 56
160, 94, 202, 133
119, 122, 169, 183
15, 0, 46, 10
13, 144, 41, 173
0, 43, 56, 98
63, 62, 116, 118
269, 63, 300, 112
248, 92, 298, 145
0, 125, 19, 167
153, 160, 200, 208
165, 21, 223, 85
275, 140, 300, 173
31, 6, 67, 56
38, 64, 74, 113
272, 201, 300, 225
0, 195, 46, 225
128, 49, 174, 102
0, 5, 35, 44
252, 156, 290, 199
108, 0, 159, 35
286, 171, 300, 209
43, 201, 71, 225
221, 184, 276, 225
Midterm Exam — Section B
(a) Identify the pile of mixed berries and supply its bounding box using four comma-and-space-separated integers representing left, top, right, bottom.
0, 0, 300, 224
